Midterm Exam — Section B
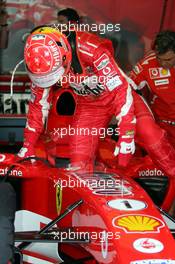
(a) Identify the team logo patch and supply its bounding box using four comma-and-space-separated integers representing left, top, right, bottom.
149, 68, 170, 79
133, 238, 164, 254
94, 54, 110, 70
112, 214, 164, 233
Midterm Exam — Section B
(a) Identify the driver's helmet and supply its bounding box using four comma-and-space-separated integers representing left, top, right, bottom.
24, 26, 72, 88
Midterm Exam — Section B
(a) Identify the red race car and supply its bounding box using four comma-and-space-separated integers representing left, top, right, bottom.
0, 86, 175, 264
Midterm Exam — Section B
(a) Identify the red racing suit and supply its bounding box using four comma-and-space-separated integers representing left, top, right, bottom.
18, 31, 175, 177
130, 51, 175, 147
18, 30, 136, 169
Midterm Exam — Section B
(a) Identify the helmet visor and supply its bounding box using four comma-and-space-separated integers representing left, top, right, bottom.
27, 65, 65, 88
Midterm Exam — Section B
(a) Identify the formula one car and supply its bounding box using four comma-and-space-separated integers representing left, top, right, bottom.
1, 86, 175, 264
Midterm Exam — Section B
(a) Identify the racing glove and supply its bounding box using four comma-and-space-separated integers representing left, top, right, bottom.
17, 128, 39, 159
114, 126, 135, 167
17, 141, 35, 159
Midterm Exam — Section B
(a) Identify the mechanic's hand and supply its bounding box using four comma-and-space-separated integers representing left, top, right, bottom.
17, 142, 35, 159
114, 137, 135, 167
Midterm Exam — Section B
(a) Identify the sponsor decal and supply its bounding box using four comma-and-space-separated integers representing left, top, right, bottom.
154, 79, 169, 86
130, 260, 175, 264
149, 68, 170, 79
149, 68, 159, 78
95, 56, 117, 80
94, 54, 110, 70
138, 169, 164, 177
107, 199, 147, 211
133, 238, 164, 253
160, 68, 170, 77
112, 214, 164, 233
0, 167, 23, 177
31, 34, 45, 40
56, 185, 62, 214
70, 75, 105, 96
106, 75, 122, 91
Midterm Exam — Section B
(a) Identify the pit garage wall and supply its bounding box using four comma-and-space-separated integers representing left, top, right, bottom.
1, 0, 175, 74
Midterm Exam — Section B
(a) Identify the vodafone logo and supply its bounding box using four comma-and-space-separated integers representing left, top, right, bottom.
133, 238, 164, 253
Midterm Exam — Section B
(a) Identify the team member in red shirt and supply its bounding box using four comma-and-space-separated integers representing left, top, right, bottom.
130, 30, 175, 148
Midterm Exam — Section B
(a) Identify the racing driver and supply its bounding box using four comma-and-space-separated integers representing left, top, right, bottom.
18, 25, 136, 170
17, 26, 175, 179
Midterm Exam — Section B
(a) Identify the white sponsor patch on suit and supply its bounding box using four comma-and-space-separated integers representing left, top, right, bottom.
154, 79, 169, 86
106, 75, 122, 91
149, 68, 170, 79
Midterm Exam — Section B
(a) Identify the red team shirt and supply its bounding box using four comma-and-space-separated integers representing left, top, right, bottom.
130, 51, 175, 121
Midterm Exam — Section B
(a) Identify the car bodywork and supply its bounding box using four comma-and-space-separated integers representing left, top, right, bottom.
1, 87, 175, 263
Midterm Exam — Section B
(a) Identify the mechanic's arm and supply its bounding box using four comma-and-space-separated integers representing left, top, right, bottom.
17, 84, 53, 158
93, 50, 136, 167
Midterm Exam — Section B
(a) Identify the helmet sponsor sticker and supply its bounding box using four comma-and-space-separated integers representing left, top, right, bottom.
112, 214, 164, 233
107, 199, 147, 211
31, 34, 45, 40
133, 238, 164, 253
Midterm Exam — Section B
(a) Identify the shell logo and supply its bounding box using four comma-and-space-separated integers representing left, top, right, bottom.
161, 68, 168, 75
112, 214, 165, 233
